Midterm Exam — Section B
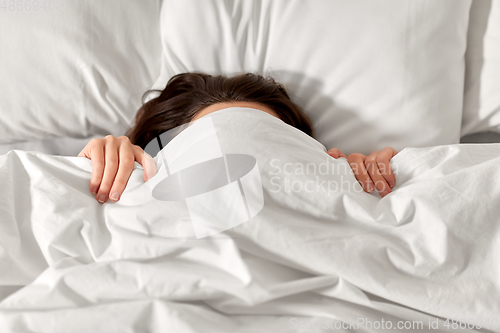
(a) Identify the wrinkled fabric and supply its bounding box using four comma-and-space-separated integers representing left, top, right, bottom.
0, 108, 499, 333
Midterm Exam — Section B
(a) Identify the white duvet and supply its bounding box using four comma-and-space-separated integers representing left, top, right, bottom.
1, 108, 499, 333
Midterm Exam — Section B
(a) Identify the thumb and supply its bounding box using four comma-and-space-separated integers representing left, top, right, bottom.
326, 147, 347, 159
142, 153, 157, 181
77, 146, 90, 158
133, 146, 157, 182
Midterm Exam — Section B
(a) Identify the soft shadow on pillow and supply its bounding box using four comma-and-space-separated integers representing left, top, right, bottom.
462, 0, 500, 137
0, 0, 162, 143
153, 0, 471, 155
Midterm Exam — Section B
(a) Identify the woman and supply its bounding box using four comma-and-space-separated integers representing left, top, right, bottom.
78, 73, 397, 203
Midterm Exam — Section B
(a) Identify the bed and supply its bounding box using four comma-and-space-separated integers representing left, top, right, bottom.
1, 0, 500, 332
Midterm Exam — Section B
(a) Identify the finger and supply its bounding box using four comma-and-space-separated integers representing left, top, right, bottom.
78, 138, 101, 159
96, 137, 119, 203
376, 147, 398, 188
88, 144, 105, 195
132, 145, 157, 182
108, 140, 136, 201
77, 139, 105, 195
77, 144, 91, 158
364, 151, 391, 197
347, 153, 375, 192
326, 147, 347, 159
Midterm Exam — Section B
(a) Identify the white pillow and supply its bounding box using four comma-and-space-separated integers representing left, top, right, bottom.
462, 0, 500, 136
154, 0, 471, 155
0, 0, 162, 143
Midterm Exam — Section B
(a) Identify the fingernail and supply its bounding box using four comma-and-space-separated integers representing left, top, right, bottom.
110, 192, 120, 201
91, 188, 98, 194
98, 195, 106, 203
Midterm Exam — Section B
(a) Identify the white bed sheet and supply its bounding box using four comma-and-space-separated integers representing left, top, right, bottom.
0, 109, 499, 332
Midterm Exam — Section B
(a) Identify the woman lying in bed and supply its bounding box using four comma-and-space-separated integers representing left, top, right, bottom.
78, 73, 398, 203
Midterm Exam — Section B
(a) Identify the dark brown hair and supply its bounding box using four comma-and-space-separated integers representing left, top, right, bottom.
126, 72, 314, 149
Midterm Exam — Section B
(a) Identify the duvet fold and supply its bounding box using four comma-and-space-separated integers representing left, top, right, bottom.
0, 108, 499, 333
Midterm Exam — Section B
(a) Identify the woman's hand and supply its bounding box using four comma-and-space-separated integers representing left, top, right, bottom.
78, 135, 157, 203
327, 146, 398, 197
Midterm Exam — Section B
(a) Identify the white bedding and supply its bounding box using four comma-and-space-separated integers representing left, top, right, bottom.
0, 135, 102, 157
155, 0, 472, 155
0, 0, 161, 144
1, 109, 499, 332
